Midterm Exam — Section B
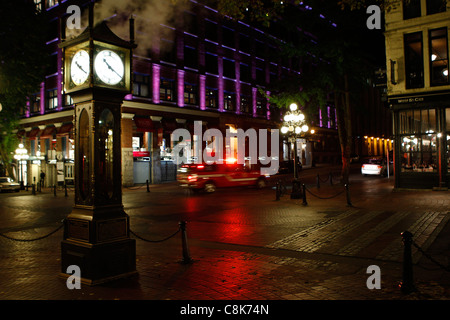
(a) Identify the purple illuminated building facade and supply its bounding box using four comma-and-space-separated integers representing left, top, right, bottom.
17, 0, 384, 186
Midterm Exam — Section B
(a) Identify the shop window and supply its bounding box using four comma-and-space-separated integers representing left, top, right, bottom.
398, 109, 438, 172
429, 28, 449, 86
426, 0, 446, 15
133, 73, 151, 97
184, 83, 198, 105
403, 0, 421, 19
404, 32, 424, 89
206, 88, 218, 109
160, 78, 175, 102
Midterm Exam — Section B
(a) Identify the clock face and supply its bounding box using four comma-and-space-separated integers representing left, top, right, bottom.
94, 49, 125, 85
70, 50, 90, 86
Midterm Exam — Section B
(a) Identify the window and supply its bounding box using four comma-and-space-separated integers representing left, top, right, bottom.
255, 40, 266, 59
205, 20, 218, 42
160, 78, 175, 102
160, 38, 176, 64
398, 109, 438, 172
183, 11, 198, 35
223, 58, 235, 79
30, 94, 41, 114
222, 26, 235, 48
404, 32, 424, 89
205, 53, 218, 74
206, 88, 218, 109
46, 89, 58, 110
239, 33, 250, 53
256, 68, 265, 85
224, 91, 236, 111
46, 0, 57, 9
240, 95, 251, 114
256, 98, 267, 117
65, 94, 74, 107
133, 73, 151, 97
184, 46, 198, 69
429, 28, 449, 86
426, 0, 446, 15
403, 0, 421, 19
34, 0, 42, 11
184, 83, 198, 105
240, 63, 251, 83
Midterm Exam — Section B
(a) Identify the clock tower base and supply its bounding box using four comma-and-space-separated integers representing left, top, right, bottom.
60, 205, 137, 286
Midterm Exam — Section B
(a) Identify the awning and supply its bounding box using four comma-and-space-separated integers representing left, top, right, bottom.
134, 117, 154, 132
40, 126, 57, 139
27, 128, 40, 140
57, 123, 73, 137
161, 118, 178, 133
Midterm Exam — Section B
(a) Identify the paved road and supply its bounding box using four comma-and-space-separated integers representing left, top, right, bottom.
0, 164, 449, 306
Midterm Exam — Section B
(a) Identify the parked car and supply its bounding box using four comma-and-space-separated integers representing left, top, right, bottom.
276, 160, 302, 174
0, 177, 20, 192
361, 158, 393, 176
177, 163, 268, 193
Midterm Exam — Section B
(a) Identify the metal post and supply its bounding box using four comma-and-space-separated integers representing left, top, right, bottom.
275, 181, 280, 201
317, 174, 320, 188
32, 184, 36, 196
65, 183, 68, 197
302, 184, 307, 206
400, 231, 416, 294
179, 221, 193, 264
146, 179, 150, 193
345, 184, 352, 207
329, 172, 333, 185
54, 185, 57, 196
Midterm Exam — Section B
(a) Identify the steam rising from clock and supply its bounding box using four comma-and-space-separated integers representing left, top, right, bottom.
65, 0, 192, 56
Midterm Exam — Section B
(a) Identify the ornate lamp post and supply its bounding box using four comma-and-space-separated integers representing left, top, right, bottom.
281, 103, 314, 198
14, 143, 29, 189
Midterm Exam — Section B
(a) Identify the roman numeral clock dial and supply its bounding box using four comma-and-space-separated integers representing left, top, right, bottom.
70, 50, 90, 86
94, 49, 125, 85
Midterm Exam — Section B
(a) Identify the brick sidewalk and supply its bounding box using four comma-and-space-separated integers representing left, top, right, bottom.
0, 172, 449, 302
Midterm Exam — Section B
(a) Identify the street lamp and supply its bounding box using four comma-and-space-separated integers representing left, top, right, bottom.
281, 103, 314, 199
14, 143, 29, 189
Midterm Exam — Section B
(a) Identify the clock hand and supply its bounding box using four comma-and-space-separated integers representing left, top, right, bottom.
103, 58, 122, 78
75, 61, 88, 74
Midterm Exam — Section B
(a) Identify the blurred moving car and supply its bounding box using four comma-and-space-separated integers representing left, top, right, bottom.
177, 163, 268, 193
0, 177, 20, 192
361, 158, 393, 176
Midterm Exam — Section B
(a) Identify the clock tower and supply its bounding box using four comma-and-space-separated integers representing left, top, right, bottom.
59, 5, 137, 285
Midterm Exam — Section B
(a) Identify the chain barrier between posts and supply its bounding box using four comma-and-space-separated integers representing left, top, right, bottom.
0, 221, 65, 242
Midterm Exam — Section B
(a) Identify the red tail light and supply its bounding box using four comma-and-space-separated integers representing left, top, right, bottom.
188, 175, 197, 182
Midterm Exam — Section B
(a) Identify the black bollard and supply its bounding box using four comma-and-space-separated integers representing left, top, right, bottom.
54, 185, 57, 196
302, 184, 308, 206
317, 174, 320, 189
179, 221, 193, 264
400, 231, 416, 294
345, 184, 353, 207
146, 179, 150, 193
65, 183, 68, 197
32, 184, 36, 196
275, 181, 280, 201
329, 172, 333, 185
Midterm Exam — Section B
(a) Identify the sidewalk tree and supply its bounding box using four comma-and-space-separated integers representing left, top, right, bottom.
0, 1, 48, 179
214, 0, 385, 184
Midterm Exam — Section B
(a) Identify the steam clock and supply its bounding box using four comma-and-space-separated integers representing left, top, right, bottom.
59, 10, 137, 285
